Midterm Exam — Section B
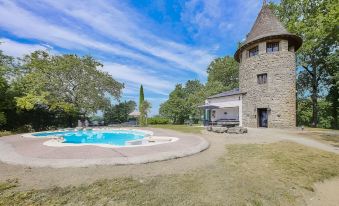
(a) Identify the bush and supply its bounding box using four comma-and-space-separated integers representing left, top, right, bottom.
16, 124, 35, 133
0, 130, 12, 137
0, 112, 6, 127
147, 117, 170, 125
297, 98, 334, 129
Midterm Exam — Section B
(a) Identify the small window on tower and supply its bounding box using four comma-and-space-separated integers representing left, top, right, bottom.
249, 46, 259, 57
266, 42, 279, 53
257, 73, 267, 84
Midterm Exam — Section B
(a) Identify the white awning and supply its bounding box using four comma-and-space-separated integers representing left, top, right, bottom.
198, 104, 220, 109
129, 111, 140, 117
203, 101, 241, 109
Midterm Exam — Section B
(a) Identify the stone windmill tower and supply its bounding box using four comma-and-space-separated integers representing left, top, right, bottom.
234, 1, 302, 128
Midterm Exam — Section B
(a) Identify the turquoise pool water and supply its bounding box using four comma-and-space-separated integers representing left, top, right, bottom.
33, 130, 146, 146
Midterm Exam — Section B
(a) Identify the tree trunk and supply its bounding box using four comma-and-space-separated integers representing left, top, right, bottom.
303, 63, 320, 128
332, 98, 338, 129
311, 74, 318, 127
68, 114, 73, 128
329, 86, 339, 129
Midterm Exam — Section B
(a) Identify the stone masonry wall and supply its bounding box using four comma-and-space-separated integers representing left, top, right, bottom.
240, 39, 296, 128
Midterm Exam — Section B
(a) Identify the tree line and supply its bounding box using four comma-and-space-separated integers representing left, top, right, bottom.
0, 50, 131, 131
160, 0, 338, 129
159, 57, 239, 124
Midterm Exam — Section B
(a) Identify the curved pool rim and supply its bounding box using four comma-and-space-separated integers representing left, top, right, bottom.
0, 129, 210, 167
21, 128, 178, 148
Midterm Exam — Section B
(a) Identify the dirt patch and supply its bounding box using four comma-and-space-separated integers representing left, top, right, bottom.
307, 178, 339, 206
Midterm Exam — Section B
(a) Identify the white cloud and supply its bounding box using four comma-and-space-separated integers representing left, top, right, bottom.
181, 0, 223, 33
0, 38, 50, 57
1, 0, 261, 115
41, 0, 214, 76
0, 0, 175, 71
102, 63, 174, 96
101, 63, 174, 116
180, 0, 262, 45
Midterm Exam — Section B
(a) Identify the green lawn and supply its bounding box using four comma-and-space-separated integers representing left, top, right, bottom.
0, 180, 18, 192
149, 124, 203, 134
1, 141, 339, 205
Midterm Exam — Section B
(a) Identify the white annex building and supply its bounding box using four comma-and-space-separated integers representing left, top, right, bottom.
201, 89, 243, 127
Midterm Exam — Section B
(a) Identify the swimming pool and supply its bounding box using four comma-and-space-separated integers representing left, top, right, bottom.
32, 130, 149, 146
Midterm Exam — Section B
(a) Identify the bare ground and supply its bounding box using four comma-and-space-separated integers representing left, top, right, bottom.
0, 128, 280, 190
0, 127, 339, 205
307, 177, 339, 206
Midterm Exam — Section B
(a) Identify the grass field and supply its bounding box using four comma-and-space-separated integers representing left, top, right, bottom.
1, 141, 339, 205
149, 124, 203, 134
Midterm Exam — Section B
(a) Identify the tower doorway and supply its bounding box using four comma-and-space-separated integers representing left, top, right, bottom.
258, 108, 268, 128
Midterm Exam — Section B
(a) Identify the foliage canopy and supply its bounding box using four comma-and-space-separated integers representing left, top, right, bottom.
16, 51, 124, 116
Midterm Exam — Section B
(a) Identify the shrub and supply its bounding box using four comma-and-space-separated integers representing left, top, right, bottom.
0, 130, 12, 137
0, 112, 6, 127
16, 124, 35, 133
147, 117, 170, 125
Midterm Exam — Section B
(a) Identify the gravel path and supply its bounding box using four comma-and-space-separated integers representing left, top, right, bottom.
245, 128, 339, 154
281, 135, 339, 154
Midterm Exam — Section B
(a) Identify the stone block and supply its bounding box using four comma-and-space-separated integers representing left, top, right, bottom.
227, 127, 248, 134
212, 127, 228, 133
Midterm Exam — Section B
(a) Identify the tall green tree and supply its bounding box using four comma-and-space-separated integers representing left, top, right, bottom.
139, 85, 144, 111
15, 51, 124, 125
160, 80, 204, 124
272, 0, 338, 127
325, 51, 339, 128
159, 55, 239, 124
160, 84, 189, 124
104, 100, 137, 124
138, 85, 146, 125
140, 100, 151, 126
0, 54, 10, 126
297, 98, 334, 128
185, 80, 205, 119
159, 56, 239, 124
207, 56, 239, 91
0, 50, 16, 128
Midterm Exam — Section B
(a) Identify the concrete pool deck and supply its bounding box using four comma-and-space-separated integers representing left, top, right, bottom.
0, 128, 209, 168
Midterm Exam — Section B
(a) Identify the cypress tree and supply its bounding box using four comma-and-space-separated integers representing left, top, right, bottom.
139, 85, 144, 111
139, 85, 145, 125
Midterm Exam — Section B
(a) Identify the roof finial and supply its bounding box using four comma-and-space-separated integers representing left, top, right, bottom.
263, 0, 267, 6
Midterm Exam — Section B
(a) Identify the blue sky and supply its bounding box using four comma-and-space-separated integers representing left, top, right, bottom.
0, 0, 279, 115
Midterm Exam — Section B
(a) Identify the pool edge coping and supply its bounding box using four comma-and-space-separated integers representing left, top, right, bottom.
0, 134, 210, 168
20, 128, 177, 148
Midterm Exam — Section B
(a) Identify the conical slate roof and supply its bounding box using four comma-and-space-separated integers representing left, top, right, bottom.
234, 4, 302, 62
